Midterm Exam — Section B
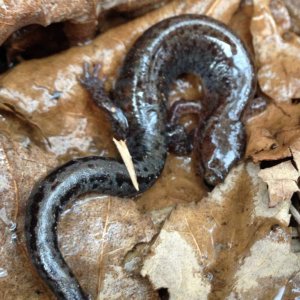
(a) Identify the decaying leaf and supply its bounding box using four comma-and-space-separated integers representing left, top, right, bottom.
229, 225, 300, 299
270, 0, 291, 32
141, 163, 296, 299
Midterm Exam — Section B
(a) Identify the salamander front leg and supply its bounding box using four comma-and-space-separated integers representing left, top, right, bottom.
80, 62, 129, 140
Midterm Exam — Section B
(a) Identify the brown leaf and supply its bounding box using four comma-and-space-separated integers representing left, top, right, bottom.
0, 134, 57, 299
270, 0, 292, 32
229, 0, 255, 53
245, 103, 300, 162
137, 155, 208, 211
59, 197, 157, 300
0, 0, 168, 46
0, 102, 51, 147
251, 0, 300, 102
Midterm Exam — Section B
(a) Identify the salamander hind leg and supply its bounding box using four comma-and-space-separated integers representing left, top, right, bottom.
80, 62, 129, 140
166, 100, 203, 155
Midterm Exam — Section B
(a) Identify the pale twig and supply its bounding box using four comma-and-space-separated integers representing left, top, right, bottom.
113, 138, 139, 191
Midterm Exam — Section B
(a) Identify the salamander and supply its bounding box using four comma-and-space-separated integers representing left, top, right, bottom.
25, 14, 256, 300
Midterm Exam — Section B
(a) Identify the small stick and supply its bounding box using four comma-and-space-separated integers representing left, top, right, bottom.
113, 138, 139, 191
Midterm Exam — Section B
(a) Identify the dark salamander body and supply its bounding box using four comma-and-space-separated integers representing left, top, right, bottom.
25, 15, 255, 299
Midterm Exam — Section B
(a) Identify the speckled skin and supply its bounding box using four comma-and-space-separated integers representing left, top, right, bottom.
25, 15, 255, 300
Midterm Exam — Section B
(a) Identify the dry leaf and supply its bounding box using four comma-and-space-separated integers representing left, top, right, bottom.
254, 136, 300, 207
258, 161, 299, 207
237, 0, 300, 163
0, 102, 51, 147
245, 103, 300, 162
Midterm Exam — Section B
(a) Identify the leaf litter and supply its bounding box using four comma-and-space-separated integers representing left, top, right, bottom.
1, 0, 300, 299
